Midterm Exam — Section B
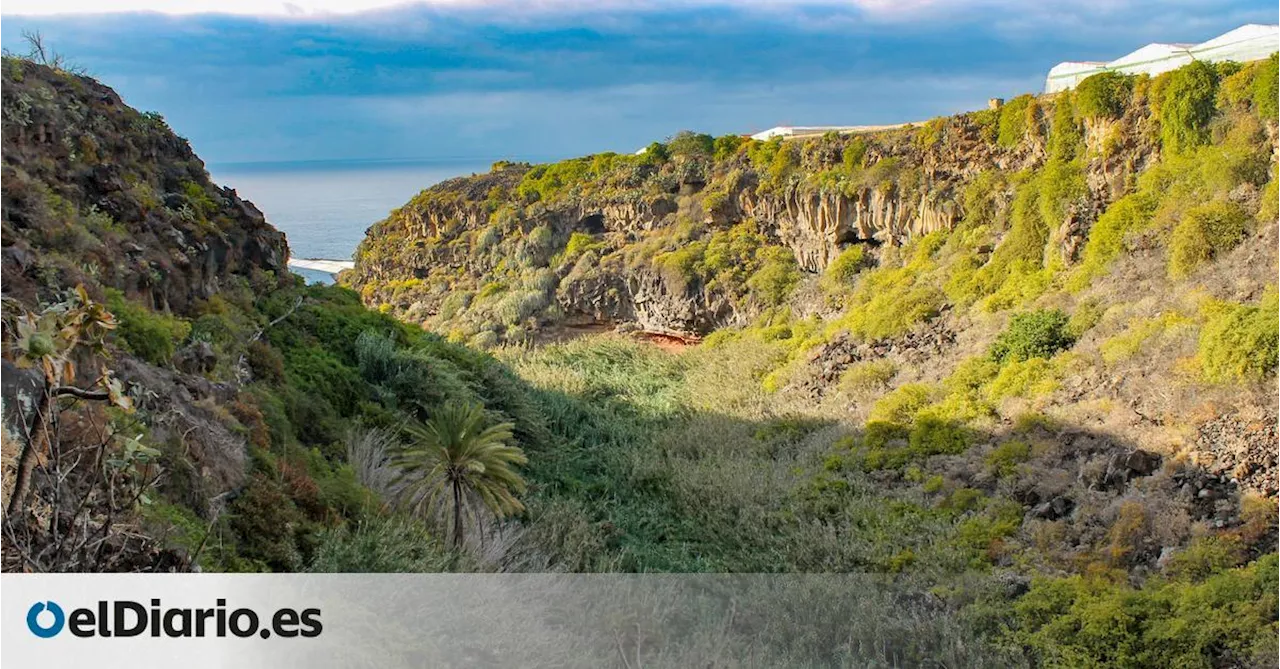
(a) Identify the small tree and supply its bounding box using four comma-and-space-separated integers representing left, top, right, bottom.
392, 402, 527, 548
4, 286, 133, 516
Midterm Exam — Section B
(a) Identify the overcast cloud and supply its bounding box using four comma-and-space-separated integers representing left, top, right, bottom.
2, 1, 1274, 164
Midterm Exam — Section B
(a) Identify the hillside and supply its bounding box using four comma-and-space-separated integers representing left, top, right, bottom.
347, 57, 1280, 664
1, 52, 1278, 667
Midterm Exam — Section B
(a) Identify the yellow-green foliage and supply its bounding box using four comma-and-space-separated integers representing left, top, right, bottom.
1198, 287, 1279, 383
998, 94, 1036, 148
1007, 554, 1279, 669
106, 289, 191, 365
746, 247, 801, 305
1167, 201, 1250, 279
1100, 312, 1194, 365
957, 154, 1082, 307
1075, 72, 1134, 120
833, 234, 946, 340
1070, 119, 1268, 290
986, 440, 1031, 477
1252, 53, 1279, 118
1067, 299, 1106, 337
1259, 178, 1278, 224
842, 137, 868, 170
922, 357, 999, 424
563, 231, 605, 260
869, 383, 933, 424
987, 357, 1059, 400
1047, 95, 1083, 161
915, 117, 946, 149
517, 152, 637, 202
838, 359, 897, 395
1069, 192, 1159, 289
651, 221, 797, 304
1158, 60, 1219, 154
821, 245, 870, 294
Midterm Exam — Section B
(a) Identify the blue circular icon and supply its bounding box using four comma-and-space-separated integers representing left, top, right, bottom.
27, 601, 65, 638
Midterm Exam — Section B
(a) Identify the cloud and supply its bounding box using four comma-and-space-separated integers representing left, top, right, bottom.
1, 0, 1273, 163
0, 0, 1231, 24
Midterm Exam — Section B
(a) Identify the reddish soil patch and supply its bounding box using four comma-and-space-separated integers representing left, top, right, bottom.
633, 330, 700, 353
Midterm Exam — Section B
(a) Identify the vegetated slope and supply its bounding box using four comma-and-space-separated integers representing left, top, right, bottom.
350, 57, 1280, 666
0, 57, 549, 577
3, 53, 1278, 667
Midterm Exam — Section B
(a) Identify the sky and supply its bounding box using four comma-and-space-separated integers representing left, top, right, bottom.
1, 1, 1276, 166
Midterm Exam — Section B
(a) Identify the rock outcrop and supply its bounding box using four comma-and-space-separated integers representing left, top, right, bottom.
347, 96, 1160, 340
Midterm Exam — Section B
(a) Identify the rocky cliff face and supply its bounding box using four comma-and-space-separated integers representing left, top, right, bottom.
347, 93, 1163, 342
1, 58, 289, 313
1, 58, 294, 571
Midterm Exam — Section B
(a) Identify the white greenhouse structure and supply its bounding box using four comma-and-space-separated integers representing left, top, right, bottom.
1045, 24, 1279, 92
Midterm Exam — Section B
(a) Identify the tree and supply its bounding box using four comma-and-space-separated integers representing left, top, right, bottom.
392, 402, 527, 548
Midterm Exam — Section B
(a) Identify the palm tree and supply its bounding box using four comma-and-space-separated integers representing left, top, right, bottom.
391, 402, 528, 548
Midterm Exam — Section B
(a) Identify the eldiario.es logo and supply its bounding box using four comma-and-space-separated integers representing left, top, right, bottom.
26, 599, 322, 639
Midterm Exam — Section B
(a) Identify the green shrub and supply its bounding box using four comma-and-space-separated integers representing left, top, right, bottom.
986, 441, 1031, 477
869, 383, 933, 424
308, 516, 457, 572
1007, 554, 1279, 668
105, 289, 191, 365
1250, 53, 1278, 119
247, 340, 285, 384
990, 309, 1075, 364
842, 137, 868, 170
1198, 287, 1279, 383
998, 95, 1035, 148
908, 415, 971, 458
839, 360, 897, 395
712, 134, 745, 161
1159, 61, 1219, 154
1168, 201, 1250, 279
747, 248, 801, 305
1075, 71, 1133, 120
1070, 192, 1158, 289
1259, 178, 1278, 224
667, 130, 714, 158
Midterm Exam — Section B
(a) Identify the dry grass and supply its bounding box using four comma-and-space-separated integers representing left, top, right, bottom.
1, 429, 19, 513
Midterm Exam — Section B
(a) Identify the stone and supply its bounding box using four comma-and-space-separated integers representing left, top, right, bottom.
174, 340, 217, 375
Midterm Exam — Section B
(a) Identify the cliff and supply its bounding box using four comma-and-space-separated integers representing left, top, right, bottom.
1, 58, 289, 314
347, 80, 1170, 342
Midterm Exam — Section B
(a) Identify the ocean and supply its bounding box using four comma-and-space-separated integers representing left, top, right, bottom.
211, 160, 489, 284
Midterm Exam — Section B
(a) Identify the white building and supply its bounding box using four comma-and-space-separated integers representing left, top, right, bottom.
749, 123, 917, 141
1045, 24, 1279, 93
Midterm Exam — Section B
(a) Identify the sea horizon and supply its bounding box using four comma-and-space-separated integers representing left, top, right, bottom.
211, 159, 494, 282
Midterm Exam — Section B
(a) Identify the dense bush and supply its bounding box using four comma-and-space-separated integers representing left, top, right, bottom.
308, 516, 458, 572
105, 289, 191, 365
1074, 71, 1133, 120
989, 309, 1075, 364
1158, 61, 1218, 154
1253, 54, 1279, 119
667, 130, 714, 158
822, 245, 871, 293
1006, 554, 1279, 668
1198, 287, 1279, 383
1260, 178, 1279, 224
1167, 200, 1250, 279
998, 94, 1036, 148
